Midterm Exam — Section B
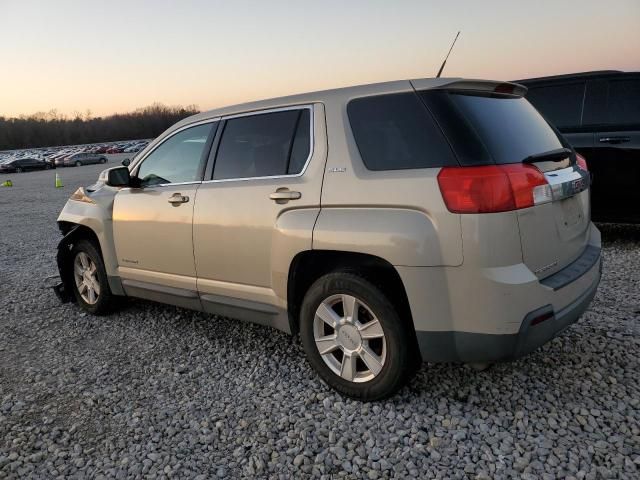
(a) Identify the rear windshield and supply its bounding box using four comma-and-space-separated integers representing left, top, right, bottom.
447, 94, 563, 164
420, 91, 564, 166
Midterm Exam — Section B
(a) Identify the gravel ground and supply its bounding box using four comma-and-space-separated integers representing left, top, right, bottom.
1, 163, 639, 479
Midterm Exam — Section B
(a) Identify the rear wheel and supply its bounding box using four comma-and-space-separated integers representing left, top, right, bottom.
300, 272, 417, 401
75, 161, 82, 167
99, 157, 106, 164
15, 167, 23, 173
70, 239, 114, 315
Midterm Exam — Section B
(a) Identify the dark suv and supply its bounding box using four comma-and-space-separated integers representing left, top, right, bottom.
517, 71, 640, 223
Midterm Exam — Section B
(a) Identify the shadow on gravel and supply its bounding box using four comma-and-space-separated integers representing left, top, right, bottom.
597, 222, 640, 244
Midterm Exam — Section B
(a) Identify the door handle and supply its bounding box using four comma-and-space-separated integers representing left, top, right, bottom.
168, 193, 190, 205
599, 136, 630, 144
269, 188, 301, 203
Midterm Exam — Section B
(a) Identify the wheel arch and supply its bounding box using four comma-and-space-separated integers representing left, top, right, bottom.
287, 249, 421, 359
56, 221, 125, 298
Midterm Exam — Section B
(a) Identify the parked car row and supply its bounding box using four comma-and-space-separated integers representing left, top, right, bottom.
0, 139, 151, 173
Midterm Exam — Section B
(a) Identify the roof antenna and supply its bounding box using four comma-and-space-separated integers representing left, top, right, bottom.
436, 31, 461, 78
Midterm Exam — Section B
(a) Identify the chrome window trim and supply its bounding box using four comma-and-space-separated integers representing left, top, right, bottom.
203, 104, 315, 185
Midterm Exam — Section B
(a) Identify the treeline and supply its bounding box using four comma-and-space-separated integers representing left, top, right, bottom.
0, 104, 200, 150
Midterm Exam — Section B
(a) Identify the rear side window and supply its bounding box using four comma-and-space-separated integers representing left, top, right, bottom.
607, 79, 640, 125
446, 93, 564, 165
347, 92, 456, 171
213, 108, 311, 180
525, 82, 585, 128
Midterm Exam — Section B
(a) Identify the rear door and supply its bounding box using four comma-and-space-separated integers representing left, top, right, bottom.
192, 105, 325, 321
421, 88, 591, 278
587, 76, 640, 222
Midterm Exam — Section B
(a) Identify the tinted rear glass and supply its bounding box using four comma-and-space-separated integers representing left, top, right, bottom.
447, 93, 564, 165
347, 92, 456, 171
525, 82, 585, 128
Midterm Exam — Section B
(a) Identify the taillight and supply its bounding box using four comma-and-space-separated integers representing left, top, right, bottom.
576, 153, 588, 171
437, 164, 549, 214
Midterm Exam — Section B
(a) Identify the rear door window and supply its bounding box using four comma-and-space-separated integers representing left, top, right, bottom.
607, 78, 640, 126
525, 82, 585, 128
212, 108, 311, 180
347, 92, 456, 171
443, 93, 564, 165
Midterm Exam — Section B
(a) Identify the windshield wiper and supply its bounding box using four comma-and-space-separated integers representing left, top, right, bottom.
522, 147, 572, 164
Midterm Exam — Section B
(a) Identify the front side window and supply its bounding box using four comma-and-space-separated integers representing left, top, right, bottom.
137, 123, 214, 186
213, 108, 311, 180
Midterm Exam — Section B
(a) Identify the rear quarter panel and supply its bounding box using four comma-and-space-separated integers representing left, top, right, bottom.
314, 82, 463, 267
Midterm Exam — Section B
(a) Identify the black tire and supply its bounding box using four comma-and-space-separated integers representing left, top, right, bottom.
300, 272, 418, 401
75, 161, 82, 167
99, 157, 107, 164
15, 167, 23, 173
69, 239, 114, 315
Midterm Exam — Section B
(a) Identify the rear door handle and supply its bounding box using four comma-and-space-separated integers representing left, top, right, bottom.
168, 193, 190, 205
599, 136, 630, 144
269, 189, 301, 203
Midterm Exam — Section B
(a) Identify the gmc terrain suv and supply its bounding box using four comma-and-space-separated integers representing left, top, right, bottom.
517, 71, 640, 223
54, 78, 601, 400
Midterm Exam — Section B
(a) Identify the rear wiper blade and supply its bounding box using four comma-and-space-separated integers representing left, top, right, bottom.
522, 147, 572, 164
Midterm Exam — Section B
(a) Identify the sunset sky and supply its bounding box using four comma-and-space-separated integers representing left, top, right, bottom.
1, 0, 639, 118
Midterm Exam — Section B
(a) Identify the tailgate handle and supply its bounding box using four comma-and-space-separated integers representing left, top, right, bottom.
599, 136, 630, 144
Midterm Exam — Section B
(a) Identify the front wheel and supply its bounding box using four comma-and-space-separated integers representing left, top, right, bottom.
300, 272, 418, 401
15, 167, 23, 173
99, 158, 107, 164
70, 239, 114, 315
75, 161, 82, 167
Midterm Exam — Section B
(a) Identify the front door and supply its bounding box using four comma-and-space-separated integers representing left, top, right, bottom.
192, 106, 325, 326
112, 121, 217, 308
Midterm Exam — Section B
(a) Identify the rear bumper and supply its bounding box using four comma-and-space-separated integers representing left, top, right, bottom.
407, 223, 602, 363
414, 261, 600, 362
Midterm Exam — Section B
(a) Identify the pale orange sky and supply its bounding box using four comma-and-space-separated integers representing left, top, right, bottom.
1, 0, 639, 118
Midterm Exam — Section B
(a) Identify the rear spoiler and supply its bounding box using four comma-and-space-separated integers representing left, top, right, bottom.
411, 78, 528, 97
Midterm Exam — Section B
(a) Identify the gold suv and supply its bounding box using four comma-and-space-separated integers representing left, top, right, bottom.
54, 78, 601, 400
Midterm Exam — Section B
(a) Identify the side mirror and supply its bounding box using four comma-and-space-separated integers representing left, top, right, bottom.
122, 158, 131, 166
105, 166, 131, 187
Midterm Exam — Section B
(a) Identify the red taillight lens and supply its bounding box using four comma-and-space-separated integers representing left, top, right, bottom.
576, 153, 588, 171
437, 164, 549, 213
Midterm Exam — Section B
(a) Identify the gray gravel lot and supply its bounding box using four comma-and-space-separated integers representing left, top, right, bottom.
1, 161, 639, 479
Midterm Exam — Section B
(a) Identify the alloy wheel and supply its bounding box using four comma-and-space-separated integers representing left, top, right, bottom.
73, 252, 101, 304
313, 294, 386, 383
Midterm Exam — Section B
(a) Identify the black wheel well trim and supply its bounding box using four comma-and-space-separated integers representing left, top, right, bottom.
56, 223, 104, 302
287, 249, 420, 358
